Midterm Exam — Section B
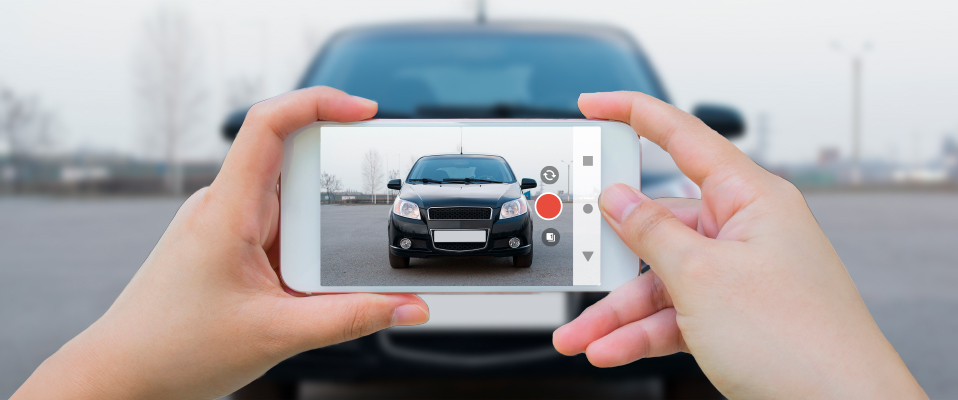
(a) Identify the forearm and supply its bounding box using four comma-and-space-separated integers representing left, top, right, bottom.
13, 327, 144, 399
827, 328, 926, 399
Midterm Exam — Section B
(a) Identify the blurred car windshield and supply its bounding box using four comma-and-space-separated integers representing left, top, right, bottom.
302, 30, 662, 118
408, 156, 516, 183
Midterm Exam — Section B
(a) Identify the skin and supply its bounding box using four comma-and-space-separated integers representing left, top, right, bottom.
12, 86, 429, 400
552, 91, 927, 398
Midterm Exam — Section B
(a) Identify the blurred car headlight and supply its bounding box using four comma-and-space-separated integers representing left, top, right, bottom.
499, 198, 528, 219
393, 198, 421, 220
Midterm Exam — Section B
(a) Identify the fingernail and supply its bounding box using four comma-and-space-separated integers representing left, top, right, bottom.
391, 304, 428, 327
351, 95, 378, 107
600, 184, 642, 223
578, 92, 599, 101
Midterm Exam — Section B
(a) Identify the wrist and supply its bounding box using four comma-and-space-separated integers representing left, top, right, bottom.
14, 322, 146, 399
815, 323, 925, 399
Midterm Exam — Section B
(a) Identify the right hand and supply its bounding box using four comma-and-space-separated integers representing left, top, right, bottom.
553, 91, 925, 398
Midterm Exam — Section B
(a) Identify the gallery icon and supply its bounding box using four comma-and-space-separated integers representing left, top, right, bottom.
541, 228, 560, 247
540, 166, 559, 185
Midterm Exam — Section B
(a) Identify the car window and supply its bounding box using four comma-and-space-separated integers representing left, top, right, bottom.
408, 156, 516, 183
303, 31, 662, 118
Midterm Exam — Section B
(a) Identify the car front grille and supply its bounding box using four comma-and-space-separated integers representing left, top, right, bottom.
434, 242, 486, 251
428, 207, 492, 220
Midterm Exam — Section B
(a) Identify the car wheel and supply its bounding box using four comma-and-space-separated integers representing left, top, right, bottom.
389, 250, 410, 269
512, 250, 533, 268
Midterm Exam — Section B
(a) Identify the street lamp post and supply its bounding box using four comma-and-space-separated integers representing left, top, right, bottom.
559, 160, 572, 201
834, 41, 871, 186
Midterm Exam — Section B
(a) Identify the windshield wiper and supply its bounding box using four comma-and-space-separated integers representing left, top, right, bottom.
442, 178, 505, 184
407, 178, 442, 184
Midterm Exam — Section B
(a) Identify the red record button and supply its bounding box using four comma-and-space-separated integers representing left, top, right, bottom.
535, 193, 563, 220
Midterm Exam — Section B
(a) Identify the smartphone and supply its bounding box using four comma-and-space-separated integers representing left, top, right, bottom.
281, 120, 641, 293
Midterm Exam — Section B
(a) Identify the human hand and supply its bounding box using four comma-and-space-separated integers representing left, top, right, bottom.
13, 87, 429, 400
552, 91, 925, 398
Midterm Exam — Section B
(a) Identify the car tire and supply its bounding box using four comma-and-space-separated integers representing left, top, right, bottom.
512, 249, 533, 268
389, 250, 411, 269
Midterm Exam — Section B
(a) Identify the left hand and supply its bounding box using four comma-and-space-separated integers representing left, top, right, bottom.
13, 87, 430, 400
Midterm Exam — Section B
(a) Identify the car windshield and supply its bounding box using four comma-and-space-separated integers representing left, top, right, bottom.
302, 30, 662, 118
407, 156, 516, 184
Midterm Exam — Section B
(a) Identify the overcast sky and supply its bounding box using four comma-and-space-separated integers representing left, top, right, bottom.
2, 0, 957, 164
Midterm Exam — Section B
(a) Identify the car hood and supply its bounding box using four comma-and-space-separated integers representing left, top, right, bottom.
401, 183, 520, 209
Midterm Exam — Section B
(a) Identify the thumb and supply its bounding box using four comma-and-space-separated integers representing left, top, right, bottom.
599, 184, 708, 282
280, 293, 429, 352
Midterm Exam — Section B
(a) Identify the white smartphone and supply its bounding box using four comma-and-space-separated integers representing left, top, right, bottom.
280, 119, 641, 293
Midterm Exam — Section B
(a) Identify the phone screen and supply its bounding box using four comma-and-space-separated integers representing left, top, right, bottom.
317, 126, 601, 287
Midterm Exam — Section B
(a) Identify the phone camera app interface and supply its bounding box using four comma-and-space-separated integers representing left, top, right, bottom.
318, 126, 601, 286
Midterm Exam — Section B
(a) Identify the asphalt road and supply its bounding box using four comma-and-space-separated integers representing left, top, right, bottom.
320, 205, 573, 286
1, 192, 958, 398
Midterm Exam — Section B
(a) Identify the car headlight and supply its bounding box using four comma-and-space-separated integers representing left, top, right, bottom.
392, 198, 421, 220
499, 198, 528, 219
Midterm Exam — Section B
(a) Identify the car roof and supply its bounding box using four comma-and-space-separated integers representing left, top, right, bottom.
325, 21, 640, 51
419, 154, 505, 159
298, 20, 670, 104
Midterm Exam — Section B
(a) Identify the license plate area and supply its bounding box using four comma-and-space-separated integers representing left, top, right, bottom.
433, 230, 486, 243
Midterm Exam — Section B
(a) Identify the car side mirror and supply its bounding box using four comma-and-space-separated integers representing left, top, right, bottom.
520, 178, 537, 190
387, 179, 402, 191
221, 107, 250, 141
692, 103, 745, 139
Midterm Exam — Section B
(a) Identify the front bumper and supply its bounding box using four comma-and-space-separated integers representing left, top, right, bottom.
388, 211, 533, 258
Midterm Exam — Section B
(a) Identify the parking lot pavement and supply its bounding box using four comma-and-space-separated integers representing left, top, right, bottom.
804, 192, 958, 397
320, 205, 573, 286
0, 197, 184, 399
1, 192, 957, 398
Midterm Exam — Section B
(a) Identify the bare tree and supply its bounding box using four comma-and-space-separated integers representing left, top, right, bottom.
320, 171, 342, 204
361, 149, 384, 204
0, 86, 55, 188
0, 87, 54, 157
134, 6, 206, 195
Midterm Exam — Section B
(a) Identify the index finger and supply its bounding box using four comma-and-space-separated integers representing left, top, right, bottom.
578, 91, 759, 186
213, 86, 377, 207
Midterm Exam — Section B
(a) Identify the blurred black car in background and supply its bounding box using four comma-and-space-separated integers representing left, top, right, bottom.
225, 22, 743, 399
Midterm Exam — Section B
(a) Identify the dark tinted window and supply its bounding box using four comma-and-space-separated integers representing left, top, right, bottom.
303, 31, 661, 118
408, 156, 516, 183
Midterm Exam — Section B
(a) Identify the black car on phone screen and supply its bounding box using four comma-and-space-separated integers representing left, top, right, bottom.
387, 154, 537, 269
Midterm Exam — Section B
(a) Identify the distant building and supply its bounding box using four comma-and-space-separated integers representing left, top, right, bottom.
818, 147, 841, 166
0, 154, 219, 194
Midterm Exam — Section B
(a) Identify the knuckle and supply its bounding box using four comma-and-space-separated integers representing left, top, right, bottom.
759, 176, 810, 212
626, 200, 673, 242
769, 175, 802, 199
245, 101, 271, 121
340, 298, 381, 342
189, 185, 210, 199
